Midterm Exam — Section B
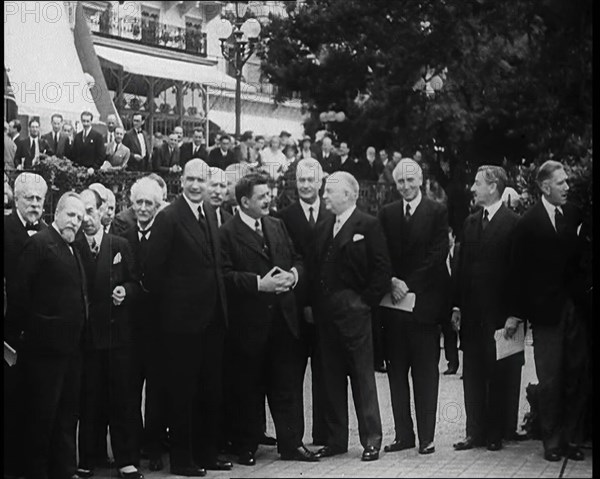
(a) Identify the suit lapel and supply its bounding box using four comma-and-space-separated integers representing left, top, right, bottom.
234, 215, 270, 260
404, 199, 428, 249
335, 209, 360, 250
94, 234, 111, 293
176, 196, 208, 251
482, 204, 508, 240
262, 217, 279, 262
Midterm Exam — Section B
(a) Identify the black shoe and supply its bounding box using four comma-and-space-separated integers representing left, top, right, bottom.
453, 436, 484, 451
238, 451, 256, 466
118, 469, 144, 479
202, 460, 233, 471
281, 445, 320, 462
544, 449, 562, 462
170, 466, 207, 477
566, 446, 585, 461
418, 442, 435, 455
361, 446, 379, 461
487, 440, 502, 451
259, 434, 277, 446
443, 367, 458, 375
315, 446, 347, 458
76, 467, 94, 478
384, 440, 415, 452
148, 458, 164, 472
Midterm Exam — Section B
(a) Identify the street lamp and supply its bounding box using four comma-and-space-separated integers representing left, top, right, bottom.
218, 2, 262, 138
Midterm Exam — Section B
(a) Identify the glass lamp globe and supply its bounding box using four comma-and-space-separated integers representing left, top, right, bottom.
216, 19, 234, 40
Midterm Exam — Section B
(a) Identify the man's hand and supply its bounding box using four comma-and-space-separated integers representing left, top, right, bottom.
503, 316, 522, 339
100, 161, 112, 171
258, 267, 290, 294
451, 309, 461, 332
390, 277, 409, 304
112, 285, 126, 306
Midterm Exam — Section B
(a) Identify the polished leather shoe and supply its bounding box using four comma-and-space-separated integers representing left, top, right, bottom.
566, 446, 585, 461
202, 460, 233, 471
315, 446, 347, 458
361, 446, 379, 461
259, 434, 277, 446
443, 367, 458, 375
453, 436, 484, 451
170, 466, 207, 477
238, 451, 256, 466
487, 441, 502, 451
544, 449, 562, 462
384, 440, 415, 453
418, 442, 435, 455
281, 445, 320, 462
148, 458, 163, 471
118, 470, 144, 479
76, 467, 94, 478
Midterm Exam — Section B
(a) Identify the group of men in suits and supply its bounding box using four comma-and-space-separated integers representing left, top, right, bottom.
4, 151, 590, 478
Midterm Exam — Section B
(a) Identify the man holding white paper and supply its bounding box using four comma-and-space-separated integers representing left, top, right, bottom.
451, 166, 523, 453
378, 159, 449, 455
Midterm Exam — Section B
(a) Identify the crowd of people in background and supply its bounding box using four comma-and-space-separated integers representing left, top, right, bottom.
3, 110, 591, 479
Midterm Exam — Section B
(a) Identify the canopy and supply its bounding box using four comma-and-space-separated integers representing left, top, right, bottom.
95, 45, 239, 91
4, 1, 100, 130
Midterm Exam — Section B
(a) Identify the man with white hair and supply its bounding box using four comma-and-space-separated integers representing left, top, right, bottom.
355, 146, 384, 182
310, 172, 391, 462
276, 158, 333, 447
121, 177, 169, 471
4, 172, 48, 479
204, 167, 233, 227
145, 159, 230, 475
378, 158, 449, 456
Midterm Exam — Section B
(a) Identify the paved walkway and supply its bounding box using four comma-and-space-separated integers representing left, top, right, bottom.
95, 334, 592, 478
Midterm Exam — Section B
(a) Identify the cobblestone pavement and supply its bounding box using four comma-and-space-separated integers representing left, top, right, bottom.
96, 333, 592, 478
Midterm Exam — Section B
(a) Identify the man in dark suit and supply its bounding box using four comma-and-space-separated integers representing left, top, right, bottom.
204, 168, 233, 227
72, 111, 105, 170
355, 146, 384, 182
329, 141, 358, 175
180, 128, 209, 167
120, 177, 168, 472
152, 133, 181, 174
41, 113, 65, 157
14, 119, 50, 169
276, 159, 332, 447
60, 122, 76, 160
207, 135, 236, 170
74, 189, 142, 479
310, 172, 391, 462
122, 114, 151, 172
103, 114, 119, 146
3, 173, 48, 479
144, 159, 231, 476
314, 136, 339, 174
509, 160, 588, 462
378, 158, 449, 456
220, 173, 319, 466
441, 227, 460, 375
451, 166, 522, 453
14, 192, 87, 479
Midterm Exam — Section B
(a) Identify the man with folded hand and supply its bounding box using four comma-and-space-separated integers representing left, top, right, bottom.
220, 173, 319, 466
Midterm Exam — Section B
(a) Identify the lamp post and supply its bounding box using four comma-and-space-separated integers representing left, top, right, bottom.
217, 2, 262, 139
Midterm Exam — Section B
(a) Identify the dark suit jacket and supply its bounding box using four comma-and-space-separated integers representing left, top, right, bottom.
74, 233, 140, 350
152, 143, 180, 173
276, 200, 333, 306
3, 213, 48, 343
14, 136, 50, 168
220, 214, 303, 346
122, 128, 151, 171
216, 206, 233, 228
378, 197, 449, 323
180, 142, 208, 166
207, 148, 236, 170
144, 196, 227, 333
509, 201, 584, 326
315, 151, 340, 174
111, 206, 137, 237
72, 128, 105, 169
454, 205, 519, 350
330, 155, 359, 175
14, 226, 88, 355
354, 158, 384, 182
311, 208, 391, 308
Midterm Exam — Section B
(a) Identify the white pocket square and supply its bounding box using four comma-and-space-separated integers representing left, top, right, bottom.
353, 234, 365, 242
113, 252, 122, 264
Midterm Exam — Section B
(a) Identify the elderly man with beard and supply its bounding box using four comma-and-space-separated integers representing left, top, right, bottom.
14, 192, 87, 479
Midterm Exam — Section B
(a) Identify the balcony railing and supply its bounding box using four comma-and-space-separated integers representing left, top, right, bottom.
88, 10, 207, 57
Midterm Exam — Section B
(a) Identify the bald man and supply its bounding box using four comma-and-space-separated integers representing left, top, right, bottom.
378, 159, 449, 455
144, 159, 230, 475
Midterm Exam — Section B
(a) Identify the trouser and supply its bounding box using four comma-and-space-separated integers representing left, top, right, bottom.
383, 312, 440, 446
440, 314, 459, 369
532, 301, 589, 451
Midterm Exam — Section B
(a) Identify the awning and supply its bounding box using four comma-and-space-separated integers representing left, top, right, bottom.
95, 45, 239, 91
208, 108, 304, 139
4, 1, 100, 130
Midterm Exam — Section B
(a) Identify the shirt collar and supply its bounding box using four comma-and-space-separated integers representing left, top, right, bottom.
137, 218, 155, 232
299, 198, 320, 220
85, 228, 104, 247
403, 190, 422, 213
335, 204, 356, 229
542, 195, 562, 217
484, 199, 503, 222
182, 193, 204, 220
16, 209, 33, 228
238, 208, 261, 231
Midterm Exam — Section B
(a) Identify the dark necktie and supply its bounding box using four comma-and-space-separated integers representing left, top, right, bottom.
54, 133, 59, 152
255, 219, 263, 238
25, 221, 40, 232
555, 207, 566, 234
482, 209, 489, 231
139, 228, 150, 243
308, 206, 316, 228
197, 205, 207, 231
90, 238, 99, 259
405, 203, 412, 222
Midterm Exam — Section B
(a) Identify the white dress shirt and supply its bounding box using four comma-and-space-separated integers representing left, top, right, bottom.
299, 198, 320, 223
541, 195, 563, 231
137, 219, 154, 241
136, 130, 147, 157
402, 190, 422, 216
333, 204, 356, 237
85, 228, 104, 251
483, 199, 503, 222
16, 209, 40, 236
182, 194, 205, 221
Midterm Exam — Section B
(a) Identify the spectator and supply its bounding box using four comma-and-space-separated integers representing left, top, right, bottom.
102, 189, 116, 234
152, 133, 181, 174
204, 168, 233, 227
331, 141, 357, 174
8, 119, 22, 143
314, 136, 339, 174
260, 135, 288, 179
4, 121, 16, 170
60, 122, 75, 159
233, 130, 256, 164
72, 111, 105, 170
379, 151, 402, 185
208, 134, 236, 170
298, 136, 313, 160
104, 114, 119, 146
174, 125, 184, 148
355, 146, 383, 182
102, 127, 130, 170
14, 119, 50, 169
180, 127, 208, 166
41, 113, 64, 157
122, 113, 151, 171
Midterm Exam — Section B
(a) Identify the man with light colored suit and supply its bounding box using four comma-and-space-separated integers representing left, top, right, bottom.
103, 127, 130, 170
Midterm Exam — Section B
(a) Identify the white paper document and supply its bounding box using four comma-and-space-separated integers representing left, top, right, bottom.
494, 323, 525, 361
379, 292, 416, 313
4, 341, 17, 367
